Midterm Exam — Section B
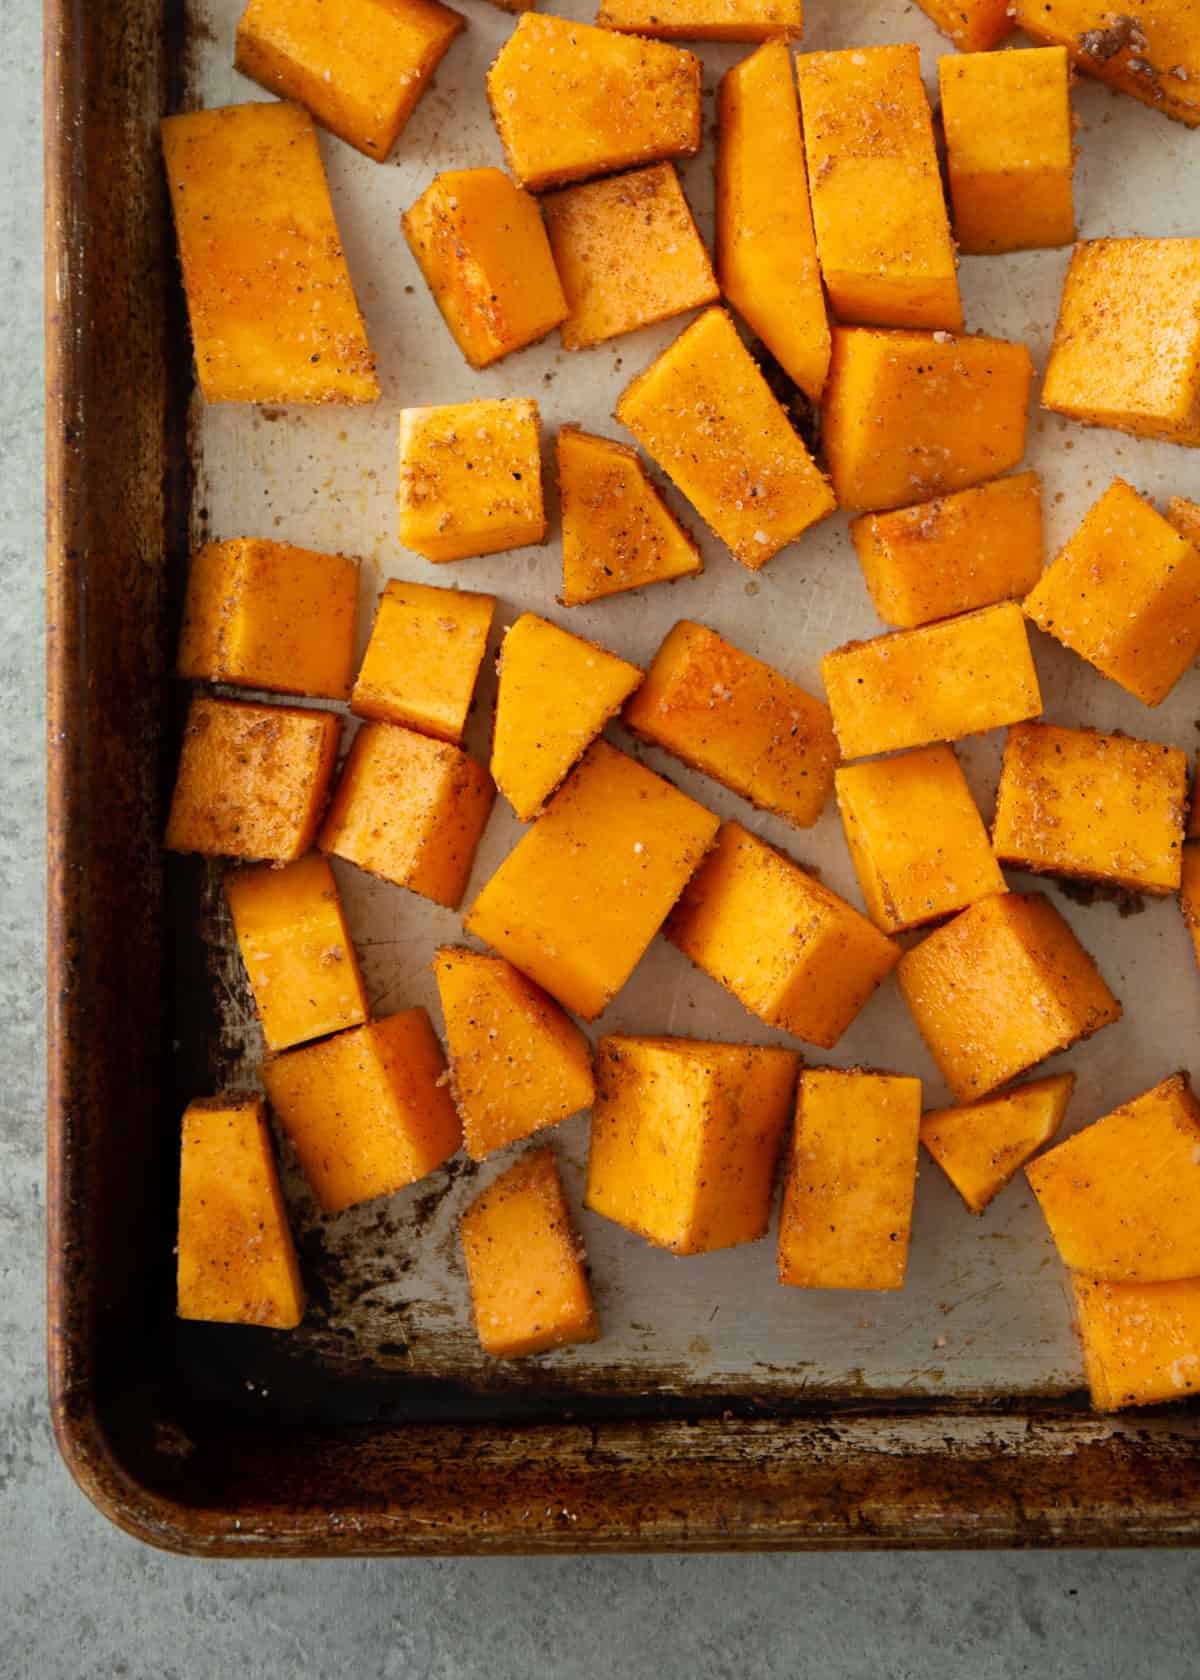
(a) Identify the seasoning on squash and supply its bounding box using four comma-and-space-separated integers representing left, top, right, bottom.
398, 398, 545, 563
921, 1072, 1074, 1216
352, 579, 495, 746
1013, 0, 1200, 127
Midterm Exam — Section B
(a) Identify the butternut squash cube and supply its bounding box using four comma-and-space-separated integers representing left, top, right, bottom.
939, 48, 1074, 256
434, 946, 595, 1160
225, 854, 368, 1053
897, 892, 1121, 1101
401, 169, 567, 369
795, 45, 962, 333
993, 722, 1189, 896
398, 398, 545, 563
586, 1035, 800, 1254
850, 472, 1043, 629
263, 1009, 460, 1214
624, 619, 837, 828
1013, 0, 1200, 127
461, 1146, 598, 1358
165, 696, 341, 863
1027, 1074, 1200, 1282
1072, 1274, 1200, 1412
913, 0, 1013, 49
666, 821, 899, 1047
1042, 240, 1200, 444
777, 1068, 922, 1290
491, 613, 643, 821
235, 0, 464, 161
921, 1071, 1074, 1215
615, 307, 835, 568
351, 579, 495, 745
823, 327, 1034, 512
835, 745, 1006, 935
320, 723, 492, 908
597, 0, 802, 37
177, 1095, 305, 1329
1023, 479, 1200, 706
466, 740, 719, 1020
487, 15, 702, 192
177, 538, 359, 701
161, 103, 378, 404
821, 603, 1042, 762
543, 163, 718, 351
1182, 848, 1200, 972
716, 41, 830, 404
557, 425, 703, 605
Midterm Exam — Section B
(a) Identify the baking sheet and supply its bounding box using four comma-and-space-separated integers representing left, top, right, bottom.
183, 0, 1200, 1401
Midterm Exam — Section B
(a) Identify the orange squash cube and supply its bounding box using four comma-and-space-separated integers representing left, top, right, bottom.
263, 1009, 460, 1214
850, 472, 1043, 629
466, 740, 719, 1021
225, 854, 368, 1053
177, 1095, 305, 1329
823, 326, 1034, 512
586, 1035, 800, 1254
624, 619, 837, 828
1013, 0, 1200, 127
1027, 1074, 1200, 1282
921, 1071, 1074, 1215
778, 1068, 923, 1290
165, 696, 341, 863
557, 426, 702, 606
1072, 1274, 1200, 1412
795, 45, 961, 333
398, 398, 545, 564
835, 745, 1006, 935
401, 169, 567, 369
615, 307, 835, 569
716, 41, 829, 403
434, 946, 595, 1161
487, 15, 702, 192
898, 892, 1121, 1101
913, 0, 1013, 48
461, 1146, 598, 1358
1182, 848, 1200, 972
597, 0, 802, 37
1024, 480, 1200, 706
666, 821, 899, 1048
491, 613, 643, 822
161, 103, 378, 404
352, 579, 494, 745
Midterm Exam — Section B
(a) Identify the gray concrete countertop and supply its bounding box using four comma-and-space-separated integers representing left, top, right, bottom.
5, 1, 1199, 1671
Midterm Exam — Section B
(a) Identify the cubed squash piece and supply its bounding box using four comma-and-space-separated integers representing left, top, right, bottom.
912, 0, 1013, 48
165, 696, 341, 863
897, 892, 1121, 1100
1024, 479, 1200, 706
558, 425, 702, 605
615, 307, 835, 568
835, 745, 1006, 935
1042, 241, 1200, 444
543, 164, 718, 351
1072, 1274, 1200, 1412
487, 15, 702, 192
263, 1009, 460, 1214
1027, 1074, 1200, 1282
466, 740, 719, 1020
850, 472, 1043, 629
778, 1068, 922, 1290
823, 327, 1034, 512
939, 48, 1074, 255
352, 579, 495, 744
716, 41, 830, 404
161, 103, 378, 404
434, 946, 595, 1160
398, 398, 545, 563
624, 619, 837, 828
491, 613, 643, 821
401, 169, 567, 369
1182, 848, 1200, 971
225, 854, 368, 1053
461, 1146, 598, 1358
821, 604, 1042, 761
235, 0, 464, 160
586, 1035, 800, 1254
597, 0, 802, 38
177, 1095, 305, 1329
921, 1071, 1074, 1215
177, 538, 359, 700
666, 821, 899, 1048
795, 46, 962, 332
1013, 0, 1200, 127
993, 722, 1188, 895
